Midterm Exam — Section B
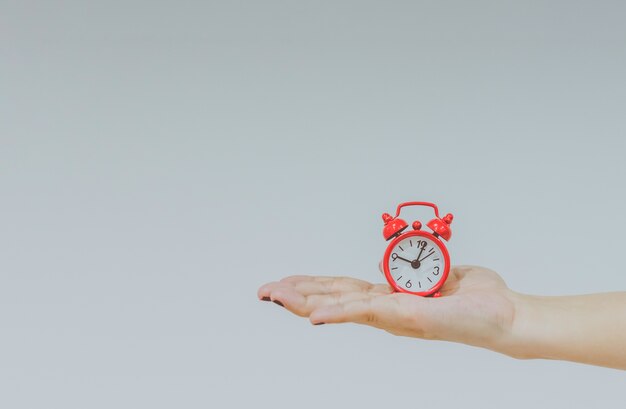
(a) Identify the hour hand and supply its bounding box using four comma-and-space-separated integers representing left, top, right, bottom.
415, 246, 425, 262
391, 253, 413, 263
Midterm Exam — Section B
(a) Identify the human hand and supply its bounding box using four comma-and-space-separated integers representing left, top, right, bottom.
257, 265, 519, 355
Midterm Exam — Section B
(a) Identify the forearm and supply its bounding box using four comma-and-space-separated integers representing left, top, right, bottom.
500, 291, 626, 369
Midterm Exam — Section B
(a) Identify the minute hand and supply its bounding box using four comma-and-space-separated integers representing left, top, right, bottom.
419, 250, 435, 262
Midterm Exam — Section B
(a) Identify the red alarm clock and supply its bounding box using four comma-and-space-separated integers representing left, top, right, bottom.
381, 201, 454, 297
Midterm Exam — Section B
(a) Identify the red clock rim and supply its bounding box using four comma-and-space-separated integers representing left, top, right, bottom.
382, 230, 450, 296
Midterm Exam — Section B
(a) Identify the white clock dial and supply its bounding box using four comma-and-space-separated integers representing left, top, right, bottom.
387, 235, 446, 292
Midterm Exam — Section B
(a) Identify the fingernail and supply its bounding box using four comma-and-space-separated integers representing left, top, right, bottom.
313, 322, 325, 325
261, 297, 271, 301
273, 300, 284, 307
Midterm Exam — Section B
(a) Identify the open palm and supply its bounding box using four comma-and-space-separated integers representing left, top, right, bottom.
258, 266, 517, 352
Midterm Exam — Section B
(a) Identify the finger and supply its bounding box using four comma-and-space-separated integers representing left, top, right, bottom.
257, 281, 281, 300
258, 280, 345, 301
271, 287, 374, 317
265, 276, 391, 297
280, 275, 376, 292
309, 296, 401, 326
291, 280, 391, 298
266, 284, 306, 311
258, 281, 308, 308
292, 280, 365, 296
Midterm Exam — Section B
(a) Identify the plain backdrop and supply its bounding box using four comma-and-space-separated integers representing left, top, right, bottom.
2, 1, 625, 408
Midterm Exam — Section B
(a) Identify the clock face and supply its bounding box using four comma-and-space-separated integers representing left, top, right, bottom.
386, 233, 447, 293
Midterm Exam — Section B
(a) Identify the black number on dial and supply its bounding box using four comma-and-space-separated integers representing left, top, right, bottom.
433, 266, 440, 276
406, 280, 412, 288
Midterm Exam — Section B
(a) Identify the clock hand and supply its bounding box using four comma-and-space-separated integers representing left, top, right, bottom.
391, 253, 413, 264
415, 246, 425, 262
419, 250, 435, 262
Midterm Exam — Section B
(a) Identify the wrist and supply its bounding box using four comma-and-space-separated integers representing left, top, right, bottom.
491, 291, 546, 360
498, 291, 626, 368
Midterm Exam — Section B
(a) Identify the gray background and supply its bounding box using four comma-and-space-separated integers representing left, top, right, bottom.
2, 1, 625, 408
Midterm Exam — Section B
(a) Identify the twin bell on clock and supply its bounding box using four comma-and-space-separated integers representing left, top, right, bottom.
381, 201, 454, 298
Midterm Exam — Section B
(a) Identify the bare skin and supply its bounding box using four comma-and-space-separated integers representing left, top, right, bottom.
258, 265, 626, 370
